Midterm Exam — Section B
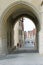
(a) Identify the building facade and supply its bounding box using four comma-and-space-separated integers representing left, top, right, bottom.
14, 17, 24, 48
28, 29, 36, 40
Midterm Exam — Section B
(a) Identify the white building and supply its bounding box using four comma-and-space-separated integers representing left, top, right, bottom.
14, 18, 24, 48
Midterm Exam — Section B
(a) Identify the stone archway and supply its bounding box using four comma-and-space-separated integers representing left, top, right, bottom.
0, 1, 40, 55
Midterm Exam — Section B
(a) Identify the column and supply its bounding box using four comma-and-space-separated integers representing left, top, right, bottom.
39, 5, 43, 54
0, 18, 7, 55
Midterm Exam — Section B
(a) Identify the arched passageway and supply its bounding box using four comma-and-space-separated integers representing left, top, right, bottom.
0, 1, 40, 54
12, 16, 37, 53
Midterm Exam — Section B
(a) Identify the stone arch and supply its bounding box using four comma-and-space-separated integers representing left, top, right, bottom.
0, 1, 40, 54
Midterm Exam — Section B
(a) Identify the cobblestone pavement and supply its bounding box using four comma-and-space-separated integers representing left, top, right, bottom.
0, 53, 43, 65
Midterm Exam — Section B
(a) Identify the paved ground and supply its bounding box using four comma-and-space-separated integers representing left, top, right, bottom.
0, 53, 43, 65
24, 42, 34, 48
10, 42, 36, 54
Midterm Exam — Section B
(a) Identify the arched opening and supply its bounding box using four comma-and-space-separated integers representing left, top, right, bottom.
0, 1, 40, 54
12, 17, 37, 52
7, 14, 39, 53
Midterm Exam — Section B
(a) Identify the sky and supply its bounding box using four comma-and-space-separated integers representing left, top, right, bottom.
23, 17, 35, 31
